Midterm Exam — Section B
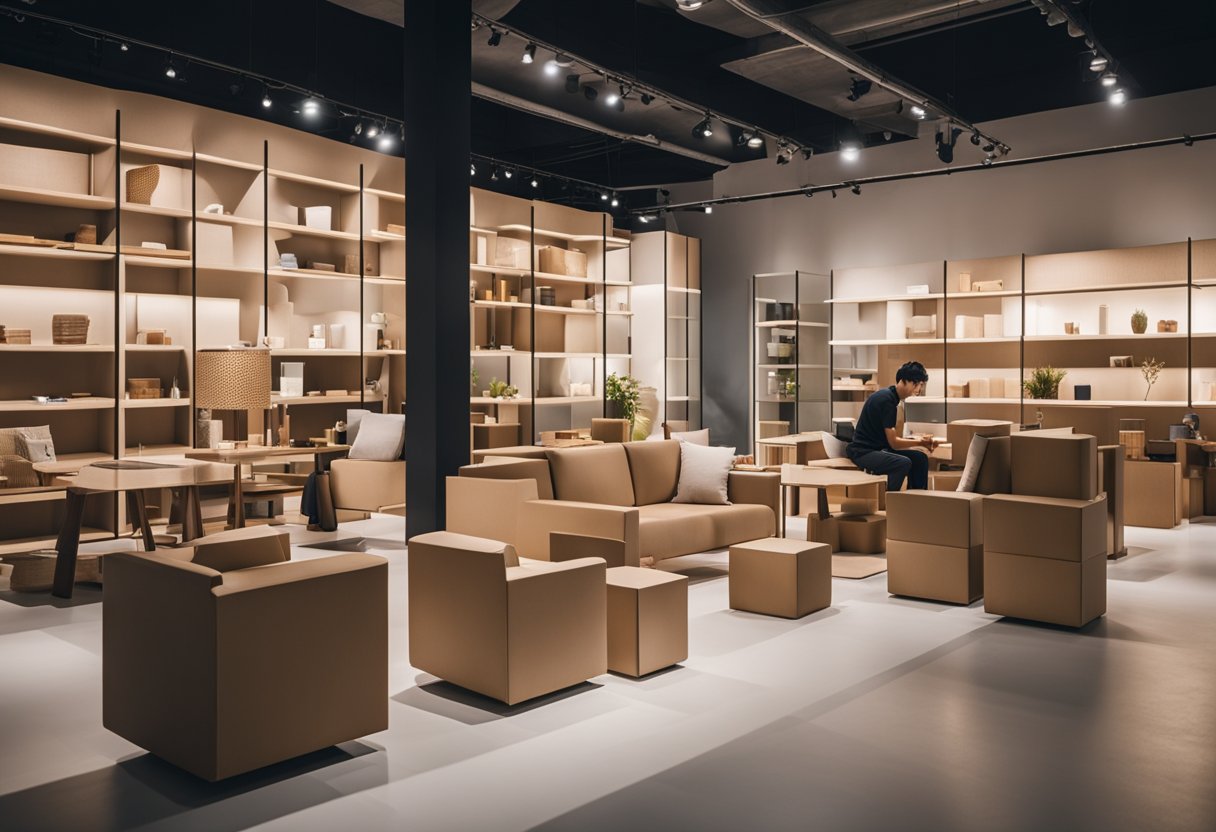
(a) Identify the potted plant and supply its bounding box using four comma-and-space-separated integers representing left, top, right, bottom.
1141, 357, 1165, 400
470, 364, 479, 396
1023, 366, 1067, 400
1131, 309, 1148, 334
488, 378, 518, 400
605, 372, 641, 424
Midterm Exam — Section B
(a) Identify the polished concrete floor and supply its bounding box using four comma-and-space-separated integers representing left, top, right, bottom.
1, 515, 1213, 832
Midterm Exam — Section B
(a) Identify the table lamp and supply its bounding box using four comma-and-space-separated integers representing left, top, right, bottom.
194, 348, 271, 447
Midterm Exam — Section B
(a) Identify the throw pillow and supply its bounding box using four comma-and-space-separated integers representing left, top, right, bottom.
956, 435, 989, 493
670, 428, 710, 446
673, 441, 735, 505
349, 412, 406, 461
820, 432, 848, 459
15, 434, 56, 463
345, 409, 371, 443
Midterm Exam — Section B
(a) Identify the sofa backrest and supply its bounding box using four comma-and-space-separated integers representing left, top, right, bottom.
623, 440, 681, 505
463, 457, 554, 500
1010, 432, 1098, 500
974, 436, 1012, 495
187, 526, 290, 572
545, 444, 636, 506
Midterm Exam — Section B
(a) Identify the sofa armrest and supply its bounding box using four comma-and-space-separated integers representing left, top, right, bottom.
446, 475, 539, 545
330, 459, 406, 513
517, 500, 640, 566
728, 470, 780, 522
212, 553, 387, 597
549, 532, 627, 568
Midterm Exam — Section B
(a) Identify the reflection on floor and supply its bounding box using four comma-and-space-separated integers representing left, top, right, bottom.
0, 514, 1213, 832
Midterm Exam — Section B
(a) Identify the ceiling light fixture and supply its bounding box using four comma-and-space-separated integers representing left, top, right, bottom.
605, 88, 620, 107
611, 196, 620, 207
910, 104, 927, 120
693, 116, 714, 139
970, 131, 981, 146
354, 122, 363, 135
261, 89, 272, 108
600, 192, 610, 202
163, 57, 177, 79
982, 155, 995, 167
378, 131, 395, 151
676, 0, 707, 9
1109, 88, 1127, 106
747, 130, 764, 149
531, 176, 540, 188
487, 28, 502, 47
366, 122, 379, 138
851, 184, 861, 195
565, 74, 580, 94
840, 143, 860, 162
544, 59, 560, 76
490, 165, 500, 182
522, 43, 536, 64
936, 127, 963, 163
583, 85, 598, 101
1089, 54, 1109, 73
302, 97, 321, 117
704, 205, 713, 214
470, 162, 477, 175
503, 168, 514, 179
553, 53, 573, 68
640, 93, 654, 106
119, 41, 129, 52
1100, 71, 1118, 88
846, 77, 872, 102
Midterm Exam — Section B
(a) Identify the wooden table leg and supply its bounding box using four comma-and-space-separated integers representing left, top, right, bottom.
182, 486, 204, 543
816, 487, 831, 520
780, 484, 787, 537
126, 490, 156, 551
52, 489, 88, 598
230, 464, 245, 529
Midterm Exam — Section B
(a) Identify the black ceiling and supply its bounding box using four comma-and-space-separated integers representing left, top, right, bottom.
2, 0, 1215, 213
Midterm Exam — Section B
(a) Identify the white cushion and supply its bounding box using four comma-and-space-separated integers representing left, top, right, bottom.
820, 432, 848, 459
670, 428, 710, 446
349, 413, 405, 461
346, 409, 371, 442
956, 435, 989, 493
672, 441, 735, 505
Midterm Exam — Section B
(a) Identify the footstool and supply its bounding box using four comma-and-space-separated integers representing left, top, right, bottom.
729, 537, 832, 619
606, 566, 688, 677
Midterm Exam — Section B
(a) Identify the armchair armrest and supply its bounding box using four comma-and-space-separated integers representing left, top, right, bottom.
517, 500, 640, 566
446, 475, 539, 544
212, 553, 387, 597
728, 470, 780, 523
549, 532, 627, 567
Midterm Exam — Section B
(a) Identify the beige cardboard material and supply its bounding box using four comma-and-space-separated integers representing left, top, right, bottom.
1010, 433, 1098, 500
887, 539, 983, 604
984, 549, 1106, 627
730, 538, 831, 619
984, 494, 1107, 561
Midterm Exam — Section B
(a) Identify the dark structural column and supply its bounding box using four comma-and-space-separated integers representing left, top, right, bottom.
405, 0, 471, 537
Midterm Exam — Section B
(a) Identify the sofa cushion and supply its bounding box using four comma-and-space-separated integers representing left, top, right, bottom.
638, 503, 773, 561
957, 435, 989, 492
15, 434, 56, 462
669, 428, 710, 446
623, 440, 681, 506
349, 412, 406, 461
0, 425, 52, 457
673, 442, 734, 505
546, 445, 635, 506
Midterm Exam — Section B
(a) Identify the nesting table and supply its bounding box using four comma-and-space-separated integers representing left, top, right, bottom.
777, 464, 886, 537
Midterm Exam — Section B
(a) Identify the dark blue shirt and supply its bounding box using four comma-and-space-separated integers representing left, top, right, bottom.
849, 385, 899, 455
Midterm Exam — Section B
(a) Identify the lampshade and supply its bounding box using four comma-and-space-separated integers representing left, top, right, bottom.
194, 348, 271, 410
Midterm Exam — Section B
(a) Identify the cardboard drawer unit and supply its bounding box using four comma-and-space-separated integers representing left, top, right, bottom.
886, 491, 984, 604
1124, 460, 1182, 529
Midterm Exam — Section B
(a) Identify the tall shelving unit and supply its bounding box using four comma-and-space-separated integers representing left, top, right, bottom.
750, 270, 830, 457
632, 230, 702, 435
468, 188, 628, 445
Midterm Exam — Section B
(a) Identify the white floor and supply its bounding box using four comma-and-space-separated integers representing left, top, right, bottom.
1, 515, 1214, 832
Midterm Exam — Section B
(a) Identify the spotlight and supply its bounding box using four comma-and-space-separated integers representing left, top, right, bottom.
982, 143, 995, 153
840, 143, 860, 162
970, 132, 981, 145
470, 162, 477, 175
936, 127, 962, 163
1100, 71, 1118, 88
1109, 88, 1127, 106
676, 0, 706, 9
553, 53, 573, 68
693, 116, 713, 139
982, 155, 994, 167
522, 43, 536, 64
583, 85, 598, 101
565, 74, 580, 93
163, 57, 177, 79
605, 88, 619, 107
611, 196, 620, 207
910, 104, 926, 120
503, 168, 514, 179
831, 190, 837, 198
119, 42, 129, 52
354, 122, 363, 135
775, 152, 790, 166
531, 176, 540, 188
640, 93, 654, 105
378, 132, 395, 151
490, 166, 499, 182
704, 205, 713, 214
851, 184, 861, 195
775, 144, 794, 165
487, 28, 502, 47
302, 97, 321, 117
1089, 54, 1109, 73
882, 131, 892, 142
846, 77, 872, 102
367, 123, 380, 138
601, 192, 610, 202
544, 60, 560, 76
747, 131, 764, 149
261, 91, 272, 108
638, 214, 655, 223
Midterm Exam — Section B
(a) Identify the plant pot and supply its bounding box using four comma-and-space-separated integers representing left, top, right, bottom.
1131, 315, 1148, 334
605, 399, 624, 419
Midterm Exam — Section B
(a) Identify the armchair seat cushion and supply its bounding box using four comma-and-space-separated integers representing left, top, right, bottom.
638, 502, 774, 561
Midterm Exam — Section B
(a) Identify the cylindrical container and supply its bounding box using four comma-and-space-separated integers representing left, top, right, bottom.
1098, 304, 1109, 335
767, 372, 778, 396
497, 278, 510, 302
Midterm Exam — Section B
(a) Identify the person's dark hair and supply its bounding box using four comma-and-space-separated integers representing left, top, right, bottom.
895, 361, 929, 384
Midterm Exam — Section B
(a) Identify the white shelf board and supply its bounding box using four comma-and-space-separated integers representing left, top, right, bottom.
604, 280, 633, 287
194, 153, 263, 172
470, 396, 533, 405
0, 115, 113, 149
950, 337, 1020, 344
0, 344, 113, 353
197, 264, 263, 277
494, 224, 621, 246
272, 394, 364, 406
534, 352, 603, 359
470, 263, 529, 277
1024, 281, 1187, 297
367, 230, 405, 242
0, 397, 115, 411
667, 286, 702, 294
123, 141, 193, 162
827, 293, 944, 304
534, 271, 597, 286
834, 367, 878, 374
267, 168, 359, 193
124, 344, 186, 352
829, 338, 945, 346
365, 349, 406, 356
1023, 332, 1188, 342
470, 350, 524, 358
197, 212, 263, 228
364, 187, 404, 202
271, 349, 361, 357
535, 396, 602, 405
124, 254, 192, 269
267, 221, 360, 241
121, 202, 191, 219
0, 184, 113, 210
946, 289, 1022, 298
605, 310, 634, 317
267, 267, 360, 282
0, 243, 113, 261
757, 320, 829, 328
122, 397, 191, 409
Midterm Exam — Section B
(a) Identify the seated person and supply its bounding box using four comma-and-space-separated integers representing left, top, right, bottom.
846, 361, 936, 492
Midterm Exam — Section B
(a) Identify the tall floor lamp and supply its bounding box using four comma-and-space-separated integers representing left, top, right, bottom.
194, 348, 272, 446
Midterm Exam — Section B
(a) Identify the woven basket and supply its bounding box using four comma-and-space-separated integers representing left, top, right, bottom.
126, 164, 161, 204
52, 314, 89, 345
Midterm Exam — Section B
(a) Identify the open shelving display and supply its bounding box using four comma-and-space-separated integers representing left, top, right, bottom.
750, 271, 829, 456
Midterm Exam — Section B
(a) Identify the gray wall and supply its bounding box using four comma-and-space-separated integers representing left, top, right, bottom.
671, 86, 1216, 450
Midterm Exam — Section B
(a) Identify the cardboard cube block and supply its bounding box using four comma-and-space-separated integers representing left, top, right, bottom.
1011, 433, 1098, 500
887, 491, 982, 549
837, 513, 886, 554
494, 237, 532, 269
968, 378, 990, 398
607, 566, 688, 677
947, 419, 1013, 466
1124, 460, 1181, 529
931, 471, 963, 491
806, 513, 840, 552
984, 494, 1106, 561
887, 540, 983, 604
983, 314, 1003, 338
538, 246, 588, 278
954, 315, 983, 339
730, 538, 831, 619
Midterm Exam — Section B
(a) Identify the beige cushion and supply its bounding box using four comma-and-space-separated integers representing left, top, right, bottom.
623, 440, 681, 506
189, 526, 291, 572
0, 425, 52, 457
15, 434, 56, 462
546, 444, 635, 506
670, 428, 710, 446
348, 412, 405, 461
672, 441, 733, 505
956, 435, 988, 492
638, 502, 773, 561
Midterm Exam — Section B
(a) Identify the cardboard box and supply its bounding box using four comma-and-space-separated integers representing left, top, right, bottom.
886, 301, 913, 341
887, 491, 982, 549
1097, 445, 1125, 558
947, 419, 1012, 466
887, 539, 983, 605
607, 566, 688, 675
984, 549, 1106, 627
837, 513, 886, 554
973, 280, 1004, 292
948, 384, 967, 398
1011, 433, 1098, 500
931, 471, 963, 491
1039, 405, 1116, 445
494, 237, 532, 269
988, 377, 1005, 398
1183, 475, 1204, 520
958, 272, 972, 292
1124, 460, 1182, 528
984, 494, 1107, 561
954, 315, 983, 339
538, 246, 588, 278
729, 538, 831, 619
806, 513, 840, 552
908, 314, 937, 338
983, 314, 1003, 338
968, 378, 990, 398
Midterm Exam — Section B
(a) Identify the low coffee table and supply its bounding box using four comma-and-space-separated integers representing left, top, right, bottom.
777, 464, 886, 538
